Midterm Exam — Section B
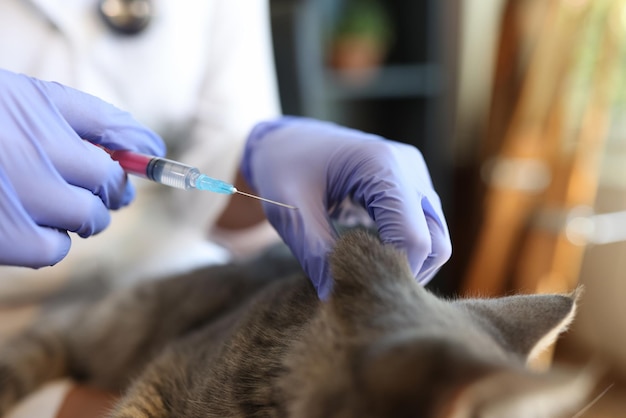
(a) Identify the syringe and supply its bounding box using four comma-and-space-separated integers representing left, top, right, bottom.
106, 149, 296, 209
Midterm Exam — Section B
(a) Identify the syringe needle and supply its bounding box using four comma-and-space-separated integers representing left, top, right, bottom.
233, 189, 297, 210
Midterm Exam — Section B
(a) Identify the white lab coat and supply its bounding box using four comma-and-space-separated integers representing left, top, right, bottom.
0, 0, 282, 290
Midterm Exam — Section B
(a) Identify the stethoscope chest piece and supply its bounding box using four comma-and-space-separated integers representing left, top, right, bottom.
98, 0, 153, 35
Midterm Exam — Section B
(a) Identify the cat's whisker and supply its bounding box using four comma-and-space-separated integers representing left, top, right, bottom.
571, 382, 614, 418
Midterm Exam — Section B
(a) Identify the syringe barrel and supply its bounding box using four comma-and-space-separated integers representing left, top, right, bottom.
107, 150, 200, 190
147, 158, 198, 190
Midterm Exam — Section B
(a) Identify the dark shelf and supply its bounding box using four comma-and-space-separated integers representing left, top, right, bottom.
323, 63, 441, 101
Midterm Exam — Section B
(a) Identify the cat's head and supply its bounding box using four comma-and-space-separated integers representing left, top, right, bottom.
282, 230, 597, 418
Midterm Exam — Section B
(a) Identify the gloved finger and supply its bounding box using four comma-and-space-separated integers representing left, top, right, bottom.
48, 141, 135, 209
0, 172, 71, 267
34, 78, 166, 157
0, 223, 71, 268
21, 177, 112, 238
49, 187, 110, 238
120, 180, 136, 208
413, 206, 453, 283
374, 205, 432, 281
416, 217, 452, 285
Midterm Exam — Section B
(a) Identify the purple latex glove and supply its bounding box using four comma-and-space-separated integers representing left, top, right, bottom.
243, 116, 451, 299
0, 69, 165, 268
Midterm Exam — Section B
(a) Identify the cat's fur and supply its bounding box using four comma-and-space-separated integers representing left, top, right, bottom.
0, 230, 595, 417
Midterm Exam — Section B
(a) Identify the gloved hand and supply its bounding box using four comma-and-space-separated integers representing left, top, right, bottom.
0, 69, 165, 268
243, 116, 451, 299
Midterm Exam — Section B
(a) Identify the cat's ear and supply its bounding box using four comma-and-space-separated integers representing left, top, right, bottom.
455, 288, 581, 362
447, 365, 597, 418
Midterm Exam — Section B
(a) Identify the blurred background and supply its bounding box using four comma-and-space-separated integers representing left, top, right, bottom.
269, 0, 626, 415
1, 0, 625, 416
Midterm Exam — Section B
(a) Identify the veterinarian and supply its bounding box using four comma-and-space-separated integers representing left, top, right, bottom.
0, 0, 451, 299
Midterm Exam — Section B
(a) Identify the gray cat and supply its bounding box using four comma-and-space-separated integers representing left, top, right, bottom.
0, 230, 595, 417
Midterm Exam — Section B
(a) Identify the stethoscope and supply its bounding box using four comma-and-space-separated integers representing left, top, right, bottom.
98, 0, 153, 35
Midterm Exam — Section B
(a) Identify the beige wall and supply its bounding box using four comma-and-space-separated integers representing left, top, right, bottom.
562, 135, 626, 375
455, 0, 626, 376
454, 0, 505, 164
